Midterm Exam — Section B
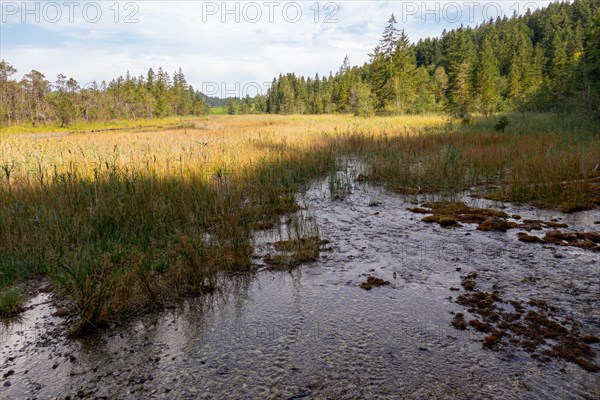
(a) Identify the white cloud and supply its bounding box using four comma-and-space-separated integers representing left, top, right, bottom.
1, 1, 554, 97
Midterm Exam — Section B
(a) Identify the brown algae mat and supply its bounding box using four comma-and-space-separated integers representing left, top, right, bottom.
451, 273, 600, 373
518, 230, 600, 251
359, 276, 391, 290
408, 201, 599, 251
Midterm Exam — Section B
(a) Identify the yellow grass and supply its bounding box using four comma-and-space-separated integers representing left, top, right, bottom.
1, 114, 444, 179
0, 116, 200, 135
1, 113, 598, 333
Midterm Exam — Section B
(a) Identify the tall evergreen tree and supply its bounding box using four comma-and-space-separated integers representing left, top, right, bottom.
477, 36, 502, 115
446, 29, 475, 116
370, 15, 417, 113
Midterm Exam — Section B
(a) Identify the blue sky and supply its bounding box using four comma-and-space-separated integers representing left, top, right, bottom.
1, 1, 552, 97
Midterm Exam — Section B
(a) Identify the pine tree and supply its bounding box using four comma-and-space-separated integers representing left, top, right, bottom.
583, 9, 600, 117
226, 98, 237, 115
369, 46, 389, 111
350, 81, 374, 116
434, 66, 449, 108
1, 0, 599, 124
312, 73, 324, 114
0, 60, 18, 126
519, 44, 546, 110
267, 78, 279, 113
477, 36, 502, 115
452, 62, 473, 117
279, 75, 296, 114
380, 14, 400, 57
551, 33, 569, 101
446, 29, 475, 116
333, 56, 353, 112
392, 29, 417, 113
154, 68, 172, 117
370, 16, 417, 113
21, 70, 49, 126
411, 67, 436, 113
146, 68, 155, 93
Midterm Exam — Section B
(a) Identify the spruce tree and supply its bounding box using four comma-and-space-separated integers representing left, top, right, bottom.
477, 36, 502, 115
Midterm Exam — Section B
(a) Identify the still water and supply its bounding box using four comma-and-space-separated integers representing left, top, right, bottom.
2, 168, 599, 399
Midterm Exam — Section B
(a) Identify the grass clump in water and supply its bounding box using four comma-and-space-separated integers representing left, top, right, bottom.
264, 237, 324, 271
264, 213, 326, 271
0, 289, 23, 318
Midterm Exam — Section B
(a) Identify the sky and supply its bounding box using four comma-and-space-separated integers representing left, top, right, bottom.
1, 0, 553, 98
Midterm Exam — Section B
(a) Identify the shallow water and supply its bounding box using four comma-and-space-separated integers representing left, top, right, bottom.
1, 168, 599, 399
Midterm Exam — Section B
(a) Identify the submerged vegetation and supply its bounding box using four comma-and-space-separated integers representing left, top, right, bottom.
453, 273, 600, 372
0, 113, 598, 332
519, 230, 600, 250
263, 212, 327, 271
359, 276, 391, 291
264, 237, 325, 271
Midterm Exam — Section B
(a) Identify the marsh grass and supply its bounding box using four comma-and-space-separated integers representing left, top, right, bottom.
0, 116, 200, 135
264, 212, 323, 271
0, 289, 23, 317
266, 236, 323, 270
0, 112, 598, 332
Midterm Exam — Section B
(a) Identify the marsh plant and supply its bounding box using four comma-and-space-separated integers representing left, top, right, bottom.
328, 158, 366, 200
328, 169, 354, 200
0, 289, 23, 318
0, 113, 598, 332
264, 211, 324, 271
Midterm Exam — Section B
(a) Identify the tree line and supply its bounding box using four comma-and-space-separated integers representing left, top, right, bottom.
2, 0, 599, 126
0, 64, 211, 127
265, 0, 600, 118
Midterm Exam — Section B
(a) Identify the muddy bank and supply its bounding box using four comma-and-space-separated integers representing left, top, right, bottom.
1, 166, 599, 399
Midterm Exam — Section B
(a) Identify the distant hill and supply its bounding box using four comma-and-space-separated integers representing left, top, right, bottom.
197, 92, 226, 108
